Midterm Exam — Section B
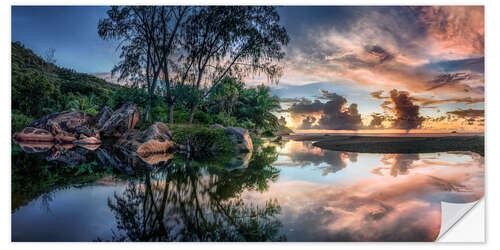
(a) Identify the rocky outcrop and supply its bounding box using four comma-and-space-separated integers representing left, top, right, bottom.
29, 110, 97, 138
74, 134, 102, 145
15, 103, 140, 148
115, 122, 176, 157
225, 152, 252, 169
13, 127, 54, 142
100, 103, 140, 137
96, 106, 113, 129
225, 126, 253, 153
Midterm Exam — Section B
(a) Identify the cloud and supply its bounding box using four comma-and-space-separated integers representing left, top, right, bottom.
276, 6, 484, 105
369, 89, 425, 130
298, 116, 316, 129
412, 6, 484, 56
389, 89, 425, 130
446, 109, 484, 125
288, 91, 363, 130
364, 45, 394, 64
426, 72, 473, 91
281, 141, 358, 176
369, 113, 390, 128
372, 154, 420, 177
416, 96, 484, 106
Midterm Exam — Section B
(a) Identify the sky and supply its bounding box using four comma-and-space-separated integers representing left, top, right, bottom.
11, 6, 485, 132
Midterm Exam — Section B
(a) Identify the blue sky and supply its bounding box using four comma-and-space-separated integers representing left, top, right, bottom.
12, 6, 118, 73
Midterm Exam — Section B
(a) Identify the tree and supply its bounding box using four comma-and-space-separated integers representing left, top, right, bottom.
12, 72, 61, 117
99, 6, 165, 121
158, 7, 190, 124
235, 85, 281, 131
43, 48, 56, 64
181, 6, 289, 124
206, 77, 244, 117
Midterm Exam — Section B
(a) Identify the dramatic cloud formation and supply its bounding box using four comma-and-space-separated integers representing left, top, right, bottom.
274, 6, 485, 130
368, 89, 425, 130
389, 90, 425, 130
288, 91, 362, 130
372, 154, 420, 177
447, 108, 484, 125
276, 141, 358, 176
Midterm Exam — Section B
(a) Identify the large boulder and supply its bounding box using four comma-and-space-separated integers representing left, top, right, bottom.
115, 122, 176, 157
209, 123, 225, 129
100, 103, 140, 137
13, 127, 54, 142
96, 106, 113, 129
29, 110, 96, 137
16, 141, 55, 153
225, 126, 253, 153
225, 152, 252, 170
74, 134, 102, 145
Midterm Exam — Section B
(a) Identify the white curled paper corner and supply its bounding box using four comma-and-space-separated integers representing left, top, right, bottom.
437, 198, 484, 242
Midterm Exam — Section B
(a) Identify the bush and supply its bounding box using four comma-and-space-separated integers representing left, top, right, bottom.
12, 112, 34, 133
12, 72, 61, 117
108, 87, 162, 110
213, 112, 237, 127
173, 109, 213, 124
171, 125, 234, 157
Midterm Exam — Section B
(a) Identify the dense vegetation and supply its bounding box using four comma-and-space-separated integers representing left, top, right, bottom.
11, 42, 121, 132
12, 41, 290, 139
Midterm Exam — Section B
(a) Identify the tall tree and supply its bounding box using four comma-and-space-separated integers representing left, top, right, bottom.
98, 6, 165, 121
182, 6, 289, 124
157, 6, 190, 124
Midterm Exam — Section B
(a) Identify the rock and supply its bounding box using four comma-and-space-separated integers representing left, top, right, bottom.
54, 131, 77, 143
209, 123, 225, 129
76, 144, 101, 151
16, 141, 55, 153
138, 153, 174, 165
96, 106, 113, 129
29, 110, 96, 136
46, 147, 87, 166
115, 122, 176, 157
225, 152, 252, 170
13, 127, 54, 142
225, 126, 253, 153
74, 134, 102, 145
101, 103, 140, 137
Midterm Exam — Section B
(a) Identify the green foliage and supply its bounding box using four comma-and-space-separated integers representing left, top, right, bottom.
11, 42, 120, 119
64, 93, 100, 115
171, 125, 234, 157
11, 146, 113, 211
108, 87, 150, 110
207, 78, 244, 116
173, 109, 213, 125
73, 161, 99, 176
213, 112, 237, 127
12, 71, 61, 117
234, 84, 281, 131
11, 111, 34, 133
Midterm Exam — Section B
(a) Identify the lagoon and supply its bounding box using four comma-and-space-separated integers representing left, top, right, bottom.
11, 139, 484, 242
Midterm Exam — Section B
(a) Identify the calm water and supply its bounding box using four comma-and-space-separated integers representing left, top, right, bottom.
11, 139, 484, 242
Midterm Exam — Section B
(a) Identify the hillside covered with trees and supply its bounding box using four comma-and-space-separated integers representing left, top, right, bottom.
12, 40, 291, 137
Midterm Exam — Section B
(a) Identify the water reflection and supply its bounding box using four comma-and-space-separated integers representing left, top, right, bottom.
11, 139, 484, 242
276, 140, 358, 176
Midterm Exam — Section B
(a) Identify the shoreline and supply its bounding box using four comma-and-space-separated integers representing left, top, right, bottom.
285, 134, 484, 156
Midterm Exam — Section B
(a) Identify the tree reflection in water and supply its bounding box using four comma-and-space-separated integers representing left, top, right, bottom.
107, 145, 286, 242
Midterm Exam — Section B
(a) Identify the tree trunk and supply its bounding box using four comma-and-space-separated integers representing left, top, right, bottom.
144, 101, 150, 121
168, 103, 174, 124
188, 103, 197, 124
